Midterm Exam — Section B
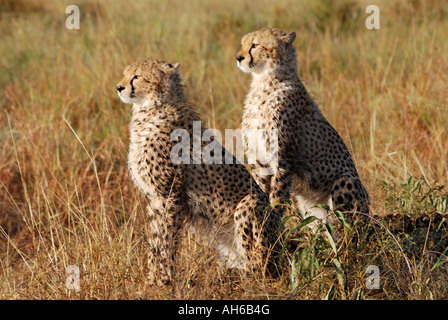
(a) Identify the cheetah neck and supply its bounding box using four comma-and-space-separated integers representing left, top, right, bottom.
129, 101, 164, 150
131, 99, 160, 114
249, 65, 308, 92
129, 98, 198, 145
243, 69, 317, 129
130, 99, 175, 142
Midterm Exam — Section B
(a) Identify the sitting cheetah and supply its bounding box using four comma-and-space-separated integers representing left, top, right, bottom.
116, 58, 281, 285
236, 28, 370, 223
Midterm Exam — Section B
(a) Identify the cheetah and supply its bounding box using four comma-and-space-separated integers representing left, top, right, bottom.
116, 58, 281, 285
236, 28, 370, 224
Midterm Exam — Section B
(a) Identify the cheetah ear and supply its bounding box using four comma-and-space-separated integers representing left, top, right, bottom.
162, 62, 180, 74
282, 31, 296, 44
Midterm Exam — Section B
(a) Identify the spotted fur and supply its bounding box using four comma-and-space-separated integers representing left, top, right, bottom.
117, 58, 281, 285
236, 28, 370, 223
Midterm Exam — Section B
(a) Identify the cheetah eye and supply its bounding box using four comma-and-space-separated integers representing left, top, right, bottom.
133, 75, 141, 80
251, 44, 259, 49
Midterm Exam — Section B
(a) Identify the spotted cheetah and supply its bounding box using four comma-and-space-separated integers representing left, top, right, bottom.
116, 58, 281, 285
236, 28, 370, 224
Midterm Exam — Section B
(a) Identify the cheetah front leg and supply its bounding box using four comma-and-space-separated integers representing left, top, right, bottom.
145, 196, 184, 286
248, 163, 272, 195
233, 192, 281, 274
268, 160, 293, 207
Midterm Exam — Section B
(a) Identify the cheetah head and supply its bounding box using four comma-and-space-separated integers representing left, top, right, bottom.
116, 58, 181, 105
236, 28, 296, 75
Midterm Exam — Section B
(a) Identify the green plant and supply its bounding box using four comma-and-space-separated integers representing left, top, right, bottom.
382, 176, 448, 217
280, 206, 350, 299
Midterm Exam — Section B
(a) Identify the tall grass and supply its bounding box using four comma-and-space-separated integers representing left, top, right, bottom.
0, 0, 447, 299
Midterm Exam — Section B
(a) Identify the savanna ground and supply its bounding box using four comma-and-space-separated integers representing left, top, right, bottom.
0, 0, 447, 300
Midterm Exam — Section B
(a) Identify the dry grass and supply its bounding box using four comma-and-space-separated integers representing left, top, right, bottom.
0, 0, 447, 299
